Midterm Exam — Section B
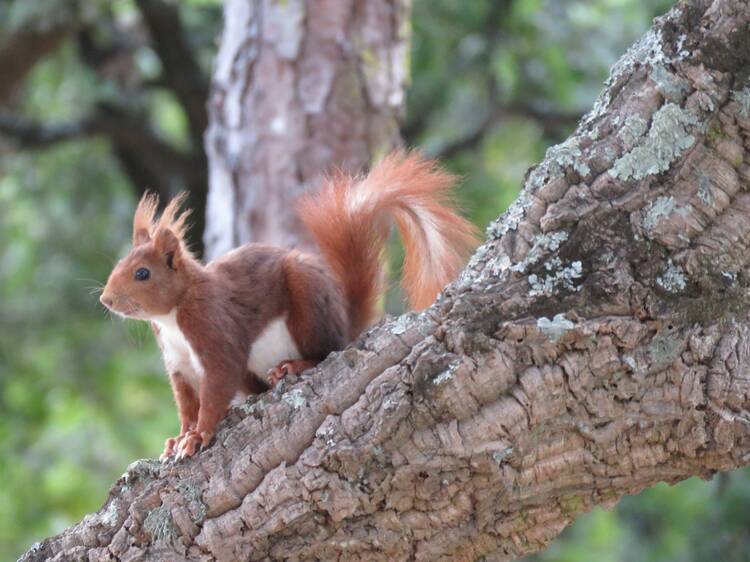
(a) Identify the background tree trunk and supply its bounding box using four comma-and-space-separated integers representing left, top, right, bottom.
19, 0, 750, 560
202, 0, 409, 259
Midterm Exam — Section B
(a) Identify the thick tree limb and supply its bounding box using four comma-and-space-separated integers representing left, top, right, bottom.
19, 0, 750, 560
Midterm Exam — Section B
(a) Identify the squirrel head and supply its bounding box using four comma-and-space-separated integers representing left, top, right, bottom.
100, 192, 195, 319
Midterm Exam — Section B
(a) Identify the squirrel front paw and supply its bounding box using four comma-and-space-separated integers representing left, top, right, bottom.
175, 429, 213, 460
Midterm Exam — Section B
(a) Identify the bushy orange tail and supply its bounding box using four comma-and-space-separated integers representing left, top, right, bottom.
297, 150, 478, 337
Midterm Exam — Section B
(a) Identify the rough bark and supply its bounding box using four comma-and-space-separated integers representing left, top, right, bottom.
203, 0, 409, 259
20, 0, 750, 560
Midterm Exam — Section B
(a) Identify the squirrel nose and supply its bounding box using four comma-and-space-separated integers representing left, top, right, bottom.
100, 294, 114, 309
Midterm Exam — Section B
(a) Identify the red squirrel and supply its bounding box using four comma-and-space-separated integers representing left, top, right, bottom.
100, 151, 478, 460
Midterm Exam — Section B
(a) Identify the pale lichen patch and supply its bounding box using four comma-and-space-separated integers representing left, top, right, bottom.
610, 27, 669, 82
177, 479, 207, 521
617, 115, 648, 149
537, 314, 576, 342
487, 254, 512, 276
144, 505, 178, 544
282, 388, 307, 409
469, 245, 513, 282
545, 137, 591, 177
641, 196, 689, 232
622, 354, 637, 371
529, 260, 583, 297
647, 334, 682, 371
733, 87, 750, 119
236, 398, 266, 415
391, 314, 409, 335
584, 26, 671, 125
316, 420, 338, 447
121, 458, 161, 484
675, 33, 689, 57
511, 231, 569, 274
383, 395, 400, 410
433, 363, 458, 385
643, 196, 676, 230
649, 64, 689, 102
696, 92, 716, 112
695, 167, 713, 205
609, 104, 699, 181
656, 260, 687, 292
487, 189, 532, 239
492, 447, 514, 464
100, 501, 120, 527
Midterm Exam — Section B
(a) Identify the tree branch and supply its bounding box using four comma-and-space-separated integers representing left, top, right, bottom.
0, 112, 97, 146
0, 15, 78, 104
74, 20, 209, 256
404, 0, 580, 157
0, 105, 208, 253
134, 0, 209, 148
0, 106, 201, 179
426, 104, 582, 160
19, 0, 750, 560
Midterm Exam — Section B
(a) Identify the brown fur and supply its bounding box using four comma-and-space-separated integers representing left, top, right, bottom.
282, 251, 349, 357
100, 151, 477, 459
161, 370, 199, 458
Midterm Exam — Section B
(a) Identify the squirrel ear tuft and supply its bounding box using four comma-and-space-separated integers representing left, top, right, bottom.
157, 192, 191, 243
153, 228, 182, 270
133, 192, 159, 246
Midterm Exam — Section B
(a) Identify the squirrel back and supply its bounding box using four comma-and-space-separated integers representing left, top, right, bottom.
297, 150, 478, 337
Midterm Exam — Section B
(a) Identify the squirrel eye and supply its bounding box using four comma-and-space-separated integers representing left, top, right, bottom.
134, 267, 151, 281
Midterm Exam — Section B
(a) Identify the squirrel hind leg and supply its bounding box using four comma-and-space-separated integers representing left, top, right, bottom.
267, 359, 318, 386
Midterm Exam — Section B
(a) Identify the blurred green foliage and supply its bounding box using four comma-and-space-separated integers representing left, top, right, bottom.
2, 0, 748, 561
0, 58, 175, 559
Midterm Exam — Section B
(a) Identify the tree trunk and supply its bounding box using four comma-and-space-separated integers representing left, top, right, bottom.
20, 0, 750, 560
202, 0, 408, 259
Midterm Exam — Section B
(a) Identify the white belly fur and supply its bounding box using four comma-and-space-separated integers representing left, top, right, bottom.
151, 309, 205, 392
248, 315, 301, 384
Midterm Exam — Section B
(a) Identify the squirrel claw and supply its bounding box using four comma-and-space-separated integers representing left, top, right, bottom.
175, 430, 212, 460
160, 431, 194, 461
267, 360, 316, 386
267, 364, 291, 386
160, 436, 180, 461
